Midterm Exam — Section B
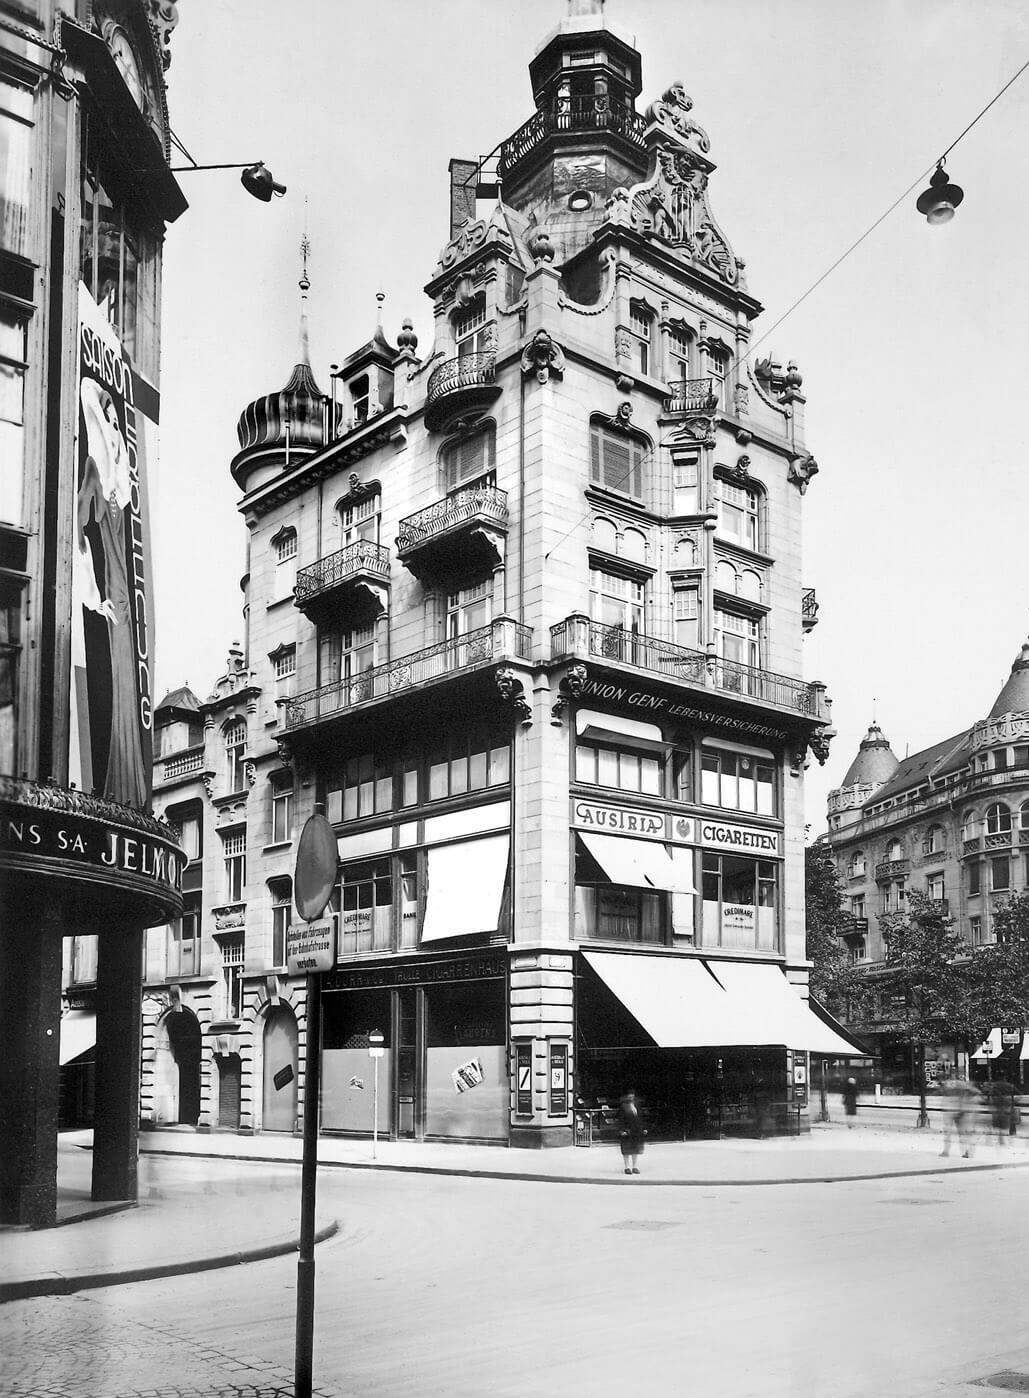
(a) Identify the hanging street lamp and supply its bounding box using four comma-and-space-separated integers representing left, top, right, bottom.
916, 161, 964, 225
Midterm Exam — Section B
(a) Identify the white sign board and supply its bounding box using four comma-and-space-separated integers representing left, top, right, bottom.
286, 921, 336, 976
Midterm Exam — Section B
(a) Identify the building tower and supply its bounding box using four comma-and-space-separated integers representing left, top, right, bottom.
0, 3, 186, 1225
159, 1, 844, 1147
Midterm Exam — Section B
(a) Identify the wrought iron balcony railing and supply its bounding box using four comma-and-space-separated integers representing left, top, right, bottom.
499, 97, 649, 174
397, 486, 509, 553
841, 917, 869, 937
549, 615, 830, 721
874, 858, 910, 880
802, 588, 819, 631
662, 377, 717, 414
294, 541, 391, 606
426, 353, 496, 406
284, 618, 533, 732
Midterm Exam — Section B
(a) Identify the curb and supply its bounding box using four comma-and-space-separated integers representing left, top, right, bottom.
138, 1144, 1029, 1189
0, 1218, 340, 1304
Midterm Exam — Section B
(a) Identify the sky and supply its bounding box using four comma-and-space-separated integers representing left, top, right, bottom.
152, 0, 1029, 833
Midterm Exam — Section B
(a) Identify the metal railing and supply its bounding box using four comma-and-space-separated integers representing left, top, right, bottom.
397, 486, 509, 552
874, 858, 910, 880
426, 352, 496, 406
285, 618, 533, 731
499, 96, 648, 173
802, 588, 819, 629
294, 541, 391, 605
662, 377, 717, 414
549, 615, 829, 719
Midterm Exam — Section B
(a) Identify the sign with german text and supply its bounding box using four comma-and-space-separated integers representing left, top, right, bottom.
287, 921, 336, 976
452, 1057, 485, 1093
699, 819, 780, 858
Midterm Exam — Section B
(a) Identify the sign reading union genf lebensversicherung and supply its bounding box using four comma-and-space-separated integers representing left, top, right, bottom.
286, 921, 336, 976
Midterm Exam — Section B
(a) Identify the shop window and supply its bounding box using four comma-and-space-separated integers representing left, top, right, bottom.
701, 853, 776, 950
427, 725, 510, 801
575, 737, 662, 796
223, 720, 247, 793
628, 302, 652, 375
270, 879, 292, 968
968, 861, 981, 896
714, 478, 760, 550
271, 772, 294, 844
0, 579, 22, 766
168, 895, 201, 977
221, 829, 246, 903
573, 839, 664, 945
700, 746, 775, 815
0, 305, 27, 526
70, 934, 98, 985
79, 166, 151, 368
991, 856, 1010, 892
220, 935, 244, 1019
338, 752, 394, 821
590, 424, 645, 500
986, 803, 1012, 836
441, 426, 496, 493
339, 858, 392, 955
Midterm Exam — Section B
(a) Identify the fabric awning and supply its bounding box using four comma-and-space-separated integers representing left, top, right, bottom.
583, 950, 865, 1054
973, 1027, 1003, 1060
59, 1010, 96, 1066
580, 833, 695, 895
706, 960, 866, 1056
420, 833, 509, 943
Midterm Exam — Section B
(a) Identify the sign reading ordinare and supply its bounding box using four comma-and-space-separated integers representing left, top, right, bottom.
286, 921, 336, 976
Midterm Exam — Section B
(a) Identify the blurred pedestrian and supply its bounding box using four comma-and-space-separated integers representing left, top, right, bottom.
619, 1089, 645, 1176
940, 1073, 978, 1158
986, 1080, 1018, 1144
842, 1076, 859, 1129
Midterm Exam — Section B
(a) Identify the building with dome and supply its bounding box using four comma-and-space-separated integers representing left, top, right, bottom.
0, 2, 186, 1226
148, 0, 849, 1147
824, 638, 1029, 1085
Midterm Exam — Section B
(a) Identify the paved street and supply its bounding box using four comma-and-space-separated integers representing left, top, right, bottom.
7, 1144, 1029, 1397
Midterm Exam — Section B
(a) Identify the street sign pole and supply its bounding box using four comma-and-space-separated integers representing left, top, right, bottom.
295, 969, 322, 1398
369, 1029, 384, 1162
291, 807, 339, 1398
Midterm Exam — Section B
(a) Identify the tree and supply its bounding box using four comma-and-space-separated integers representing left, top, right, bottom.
804, 840, 851, 1009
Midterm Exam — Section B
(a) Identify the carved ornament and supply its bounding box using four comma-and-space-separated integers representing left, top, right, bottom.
644, 83, 712, 154
788, 452, 819, 495
550, 663, 589, 725
145, 0, 179, 71
439, 220, 489, 271
494, 667, 532, 726
520, 329, 566, 384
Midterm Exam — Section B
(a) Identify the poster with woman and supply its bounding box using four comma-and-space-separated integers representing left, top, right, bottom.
69, 284, 155, 809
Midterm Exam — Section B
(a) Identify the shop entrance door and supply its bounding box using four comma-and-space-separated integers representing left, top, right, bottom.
263, 1007, 298, 1132
166, 1008, 201, 1126
218, 1054, 242, 1130
395, 987, 418, 1138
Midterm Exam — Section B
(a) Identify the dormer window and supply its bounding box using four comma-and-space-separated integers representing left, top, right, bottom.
350, 373, 370, 426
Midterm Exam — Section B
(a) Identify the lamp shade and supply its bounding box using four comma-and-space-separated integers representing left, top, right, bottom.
240, 162, 287, 202
916, 164, 964, 224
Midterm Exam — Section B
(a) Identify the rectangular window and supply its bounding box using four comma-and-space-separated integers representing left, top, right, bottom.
851, 896, 865, 918
0, 581, 21, 766
271, 777, 294, 844
222, 830, 246, 903
590, 425, 644, 499
177, 814, 200, 862
672, 456, 700, 515
629, 306, 650, 376
339, 858, 393, 955
927, 874, 944, 902
0, 77, 34, 259
225, 724, 247, 793
668, 327, 691, 377
715, 479, 759, 550
673, 585, 699, 649
701, 853, 777, 950
169, 897, 201, 977
71, 934, 98, 985
700, 747, 775, 815
446, 578, 492, 639
0, 305, 27, 526
274, 647, 296, 681
454, 300, 488, 354
968, 861, 981, 896
714, 608, 760, 671
442, 430, 495, 492
991, 856, 1010, 892
589, 566, 646, 634
426, 727, 510, 802
271, 887, 291, 967
339, 494, 380, 544
708, 351, 728, 407
221, 936, 244, 1019
575, 740, 662, 796
399, 852, 419, 949
970, 915, 984, 947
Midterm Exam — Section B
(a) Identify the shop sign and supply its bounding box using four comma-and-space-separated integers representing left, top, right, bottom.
340, 908, 373, 937
576, 677, 786, 741
549, 1042, 569, 1116
324, 951, 506, 992
0, 804, 182, 894
286, 921, 336, 976
1002, 1029, 1021, 1046
722, 903, 755, 934
515, 1043, 533, 1115
572, 798, 696, 845
699, 818, 780, 857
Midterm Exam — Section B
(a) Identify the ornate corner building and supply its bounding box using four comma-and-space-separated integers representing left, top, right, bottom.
0, 1, 185, 1225
145, 2, 845, 1149
824, 638, 1029, 1088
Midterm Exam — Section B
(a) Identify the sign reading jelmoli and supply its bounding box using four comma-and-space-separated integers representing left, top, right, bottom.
1, 805, 183, 891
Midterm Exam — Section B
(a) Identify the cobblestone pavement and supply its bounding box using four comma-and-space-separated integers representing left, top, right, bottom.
0, 1291, 334, 1398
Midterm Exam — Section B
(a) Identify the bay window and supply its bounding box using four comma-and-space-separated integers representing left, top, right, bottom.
714, 478, 760, 550
701, 853, 776, 950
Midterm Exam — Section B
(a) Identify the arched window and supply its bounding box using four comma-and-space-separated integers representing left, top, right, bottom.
224, 720, 246, 794
885, 837, 903, 862
848, 850, 866, 877
441, 425, 496, 493
986, 803, 1012, 836
1020, 801, 1029, 831
923, 824, 944, 855
960, 810, 979, 842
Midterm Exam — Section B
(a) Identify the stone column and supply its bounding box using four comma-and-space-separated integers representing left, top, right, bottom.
92, 921, 144, 1202
0, 891, 63, 1227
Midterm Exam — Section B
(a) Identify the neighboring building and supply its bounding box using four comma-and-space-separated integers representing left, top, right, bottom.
0, 2, 185, 1225
824, 637, 1029, 1087
146, 1, 846, 1148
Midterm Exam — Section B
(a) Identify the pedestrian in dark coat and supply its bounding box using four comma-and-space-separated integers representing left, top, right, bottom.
619, 1090, 645, 1175
842, 1076, 859, 1129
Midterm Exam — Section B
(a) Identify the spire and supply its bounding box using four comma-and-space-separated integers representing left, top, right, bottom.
988, 636, 1029, 719
298, 229, 312, 367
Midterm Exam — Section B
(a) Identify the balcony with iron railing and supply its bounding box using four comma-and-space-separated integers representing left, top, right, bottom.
499, 96, 649, 176
662, 377, 717, 415
424, 352, 499, 431
549, 615, 831, 724
293, 540, 391, 624
396, 486, 509, 582
801, 588, 819, 632
284, 617, 533, 734
840, 916, 869, 938
874, 858, 910, 880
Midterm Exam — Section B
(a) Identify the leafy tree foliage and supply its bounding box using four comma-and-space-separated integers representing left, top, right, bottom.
804, 841, 851, 1007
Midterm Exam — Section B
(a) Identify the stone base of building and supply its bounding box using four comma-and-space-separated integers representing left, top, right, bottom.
509, 1124, 574, 1149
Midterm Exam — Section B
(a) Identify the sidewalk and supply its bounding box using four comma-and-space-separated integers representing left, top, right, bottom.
4, 1118, 1028, 1304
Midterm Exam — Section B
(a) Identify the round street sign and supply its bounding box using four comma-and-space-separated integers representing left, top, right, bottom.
294, 810, 338, 922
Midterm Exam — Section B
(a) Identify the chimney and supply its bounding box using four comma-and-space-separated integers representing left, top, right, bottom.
449, 158, 478, 237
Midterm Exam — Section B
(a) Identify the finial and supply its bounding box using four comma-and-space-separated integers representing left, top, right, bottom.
568, 0, 604, 15
297, 229, 312, 365
300, 230, 311, 295
397, 317, 418, 352
872, 695, 877, 724
375, 287, 385, 328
